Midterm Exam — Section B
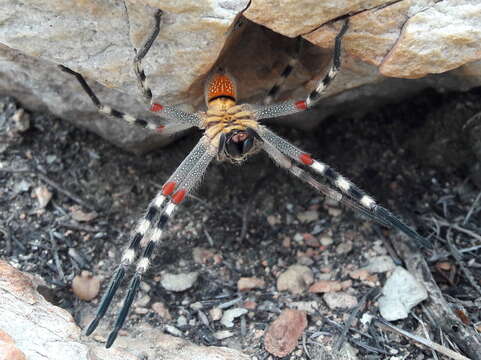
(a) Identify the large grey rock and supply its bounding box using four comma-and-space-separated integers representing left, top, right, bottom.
378, 266, 428, 321
0, 0, 480, 153
0, 260, 249, 360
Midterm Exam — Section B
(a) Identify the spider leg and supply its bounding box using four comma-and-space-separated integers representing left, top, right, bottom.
105, 145, 216, 348
257, 126, 431, 248
86, 137, 212, 340
253, 19, 349, 121
133, 9, 162, 105
59, 65, 165, 132
262, 142, 391, 227
264, 37, 302, 105
60, 64, 202, 130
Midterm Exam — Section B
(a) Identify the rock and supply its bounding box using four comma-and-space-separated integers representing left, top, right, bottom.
296, 210, 319, 223
71, 271, 101, 301
161, 272, 199, 292
164, 325, 183, 337
363, 255, 396, 273
192, 247, 217, 265
378, 266, 428, 321
339, 342, 359, 360
291, 301, 319, 314
69, 206, 98, 223
209, 307, 223, 322
323, 292, 359, 310
308, 280, 342, 293
277, 264, 314, 295
264, 309, 307, 358
220, 308, 248, 328
319, 235, 334, 246
1, 0, 481, 155
336, 240, 353, 255
349, 269, 378, 287
214, 330, 235, 340
0, 342, 26, 360
10, 109, 30, 133
152, 302, 172, 321
237, 277, 265, 291
0, 260, 249, 359
33, 186, 52, 209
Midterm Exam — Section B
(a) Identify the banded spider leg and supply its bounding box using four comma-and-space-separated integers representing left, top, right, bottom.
86, 136, 216, 347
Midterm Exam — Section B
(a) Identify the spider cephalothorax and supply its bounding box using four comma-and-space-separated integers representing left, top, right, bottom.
60, 10, 430, 348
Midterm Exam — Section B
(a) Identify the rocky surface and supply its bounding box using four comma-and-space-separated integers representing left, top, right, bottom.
0, 1, 480, 152
0, 260, 248, 360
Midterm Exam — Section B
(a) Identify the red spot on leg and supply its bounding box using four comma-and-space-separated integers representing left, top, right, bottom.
162, 182, 176, 196
155, 125, 165, 133
172, 189, 186, 204
150, 103, 164, 112
294, 100, 307, 110
299, 153, 314, 165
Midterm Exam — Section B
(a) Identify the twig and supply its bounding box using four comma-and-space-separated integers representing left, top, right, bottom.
48, 230, 65, 282
412, 312, 439, 360
428, 244, 481, 262
374, 317, 470, 360
57, 221, 100, 233
393, 239, 481, 359
333, 288, 378, 351
446, 230, 481, 296
463, 190, 481, 225
430, 217, 481, 242
302, 333, 312, 359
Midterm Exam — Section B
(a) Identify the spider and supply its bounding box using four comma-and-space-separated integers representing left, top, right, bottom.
60, 10, 430, 348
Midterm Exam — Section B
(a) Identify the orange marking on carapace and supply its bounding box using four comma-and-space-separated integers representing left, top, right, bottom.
150, 103, 164, 112
299, 153, 314, 165
172, 189, 186, 204
162, 182, 176, 196
294, 100, 307, 110
207, 74, 236, 102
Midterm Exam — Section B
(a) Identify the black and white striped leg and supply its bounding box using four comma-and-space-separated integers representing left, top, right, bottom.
86, 137, 211, 341
252, 20, 349, 122
264, 37, 302, 105
258, 126, 430, 248
262, 142, 391, 227
59, 65, 165, 132
133, 9, 162, 105
305, 19, 348, 108
105, 147, 216, 347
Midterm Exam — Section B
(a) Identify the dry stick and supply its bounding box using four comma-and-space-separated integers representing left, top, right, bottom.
432, 217, 481, 242
393, 239, 481, 360
446, 230, 481, 296
374, 317, 470, 360
463, 190, 481, 225
428, 244, 481, 262
412, 312, 440, 360
333, 288, 378, 352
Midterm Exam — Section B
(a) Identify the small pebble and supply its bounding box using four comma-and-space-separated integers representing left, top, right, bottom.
319, 235, 333, 246
152, 302, 172, 320
214, 330, 235, 340
237, 277, 265, 291
165, 325, 183, 337
161, 272, 199, 292
220, 308, 248, 328
192, 247, 216, 264
277, 264, 314, 295
71, 271, 101, 301
209, 307, 223, 321
291, 301, 319, 314
309, 280, 342, 293
190, 301, 203, 311
177, 315, 188, 327
33, 186, 52, 209
297, 210, 319, 223
264, 309, 307, 358
336, 240, 353, 255
363, 255, 396, 273
323, 292, 358, 310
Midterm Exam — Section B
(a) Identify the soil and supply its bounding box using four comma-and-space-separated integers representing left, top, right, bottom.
1, 86, 480, 359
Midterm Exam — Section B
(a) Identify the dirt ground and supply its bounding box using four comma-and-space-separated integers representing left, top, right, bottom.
1, 86, 480, 359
